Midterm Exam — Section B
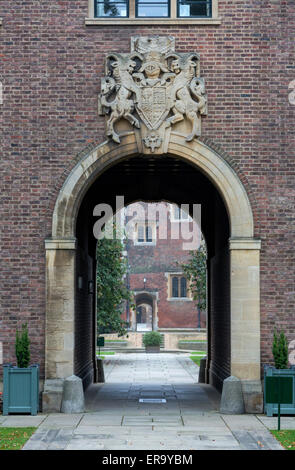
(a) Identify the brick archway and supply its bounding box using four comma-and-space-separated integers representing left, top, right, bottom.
44, 132, 262, 412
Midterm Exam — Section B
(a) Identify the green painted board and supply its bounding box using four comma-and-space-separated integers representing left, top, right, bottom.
97, 337, 105, 347
265, 376, 293, 404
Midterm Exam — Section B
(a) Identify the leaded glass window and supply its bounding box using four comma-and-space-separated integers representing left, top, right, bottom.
137, 225, 145, 242
180, 277, 187, 297
146, 225, 153, 242
172, 277, 179, 297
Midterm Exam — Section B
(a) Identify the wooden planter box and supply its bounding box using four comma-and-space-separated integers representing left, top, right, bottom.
3, 364, 39, 416
145, 345, 160, 353
264, 366, 295, 416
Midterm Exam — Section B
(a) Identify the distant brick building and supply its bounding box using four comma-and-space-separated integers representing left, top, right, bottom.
122, 202, 206, 331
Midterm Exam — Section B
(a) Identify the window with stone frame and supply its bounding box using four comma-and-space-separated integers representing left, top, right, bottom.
169, 274, 190, 299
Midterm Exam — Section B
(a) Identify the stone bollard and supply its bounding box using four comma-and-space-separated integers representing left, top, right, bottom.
198, 356, 207, 383
220, 376, 245, 414
61, 375, 85, 414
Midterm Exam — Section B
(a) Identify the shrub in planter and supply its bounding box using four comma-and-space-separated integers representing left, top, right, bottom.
272, 330, 288, 369
264, 329, 295, 416
16, 323, 31, 368
142, 331, 162, 353
3, 323, 39, 416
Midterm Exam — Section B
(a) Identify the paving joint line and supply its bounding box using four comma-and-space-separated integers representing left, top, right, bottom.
219, 413, 239, 443
255, 414, 273, 430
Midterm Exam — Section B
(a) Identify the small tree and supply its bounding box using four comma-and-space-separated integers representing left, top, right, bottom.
272, 329, 288, 369
179, 243, 207, 328
96, 228, 133, 337
15, 323, 30, 368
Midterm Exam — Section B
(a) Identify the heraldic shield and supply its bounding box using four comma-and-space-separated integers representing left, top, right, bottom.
98, 36, 207, 147
136, 86, 170, 131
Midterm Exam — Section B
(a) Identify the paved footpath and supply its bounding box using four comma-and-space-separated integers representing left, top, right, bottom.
1, 353, 292, 450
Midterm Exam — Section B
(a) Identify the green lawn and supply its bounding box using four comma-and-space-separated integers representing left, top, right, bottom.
0, 427, 36, 450
270, 430, 295, 450
97, 351, 115, 355
190, 356, 202, 366
97, 351, 116, 360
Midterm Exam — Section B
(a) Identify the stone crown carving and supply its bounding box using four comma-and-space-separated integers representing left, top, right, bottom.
98, 36, 207, 150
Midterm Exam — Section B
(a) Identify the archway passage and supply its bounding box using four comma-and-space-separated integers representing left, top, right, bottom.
44, 136, 261, 412
135, 294, 154, 332
72, 153, 231, 390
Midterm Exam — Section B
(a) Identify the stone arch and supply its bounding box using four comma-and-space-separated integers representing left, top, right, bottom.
52, 133, 254, 239
44, 132, 262, 412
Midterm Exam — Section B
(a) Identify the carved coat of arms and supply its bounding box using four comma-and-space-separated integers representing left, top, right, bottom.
98, 36, 207, 150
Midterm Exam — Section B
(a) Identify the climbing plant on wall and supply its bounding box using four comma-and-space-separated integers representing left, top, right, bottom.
179, 243, 207, 328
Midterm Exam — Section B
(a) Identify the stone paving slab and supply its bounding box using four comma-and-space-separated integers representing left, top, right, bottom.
38, 414, 83, 429
221, 414, 268, 431
79, 414, 123, 426
0, 415, 47, 427
231, 430, 284, 450
20, 414, 285, 450
257, 415, 295, 430
65, 436, 105, 450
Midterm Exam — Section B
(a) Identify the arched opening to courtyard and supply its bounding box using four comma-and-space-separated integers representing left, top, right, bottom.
135, 294, 155, 332
44, 135, 261, 412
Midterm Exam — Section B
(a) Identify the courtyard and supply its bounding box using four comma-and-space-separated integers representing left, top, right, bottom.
1, 353, 290, 451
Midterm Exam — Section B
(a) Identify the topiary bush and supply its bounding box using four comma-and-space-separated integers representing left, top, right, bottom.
272, 329, 288, 369
142, 331, 162, 347
15, 323, 31, 368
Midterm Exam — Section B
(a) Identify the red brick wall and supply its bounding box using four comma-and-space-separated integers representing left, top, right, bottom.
130, 272, 207, 329
126, 202, 205, 329
0, 1, 294, 377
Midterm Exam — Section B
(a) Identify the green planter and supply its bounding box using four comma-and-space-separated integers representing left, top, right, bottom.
264, 366, 295, 416
3, 364, 39, 416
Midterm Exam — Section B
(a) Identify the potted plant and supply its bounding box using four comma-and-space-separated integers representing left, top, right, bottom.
3, 323, 39, 415
142, 331, 162, 353
264, 329, 295, 416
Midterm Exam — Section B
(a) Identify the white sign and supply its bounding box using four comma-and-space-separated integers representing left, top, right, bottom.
139, 399, 166, 403
136, 324, 150, 332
